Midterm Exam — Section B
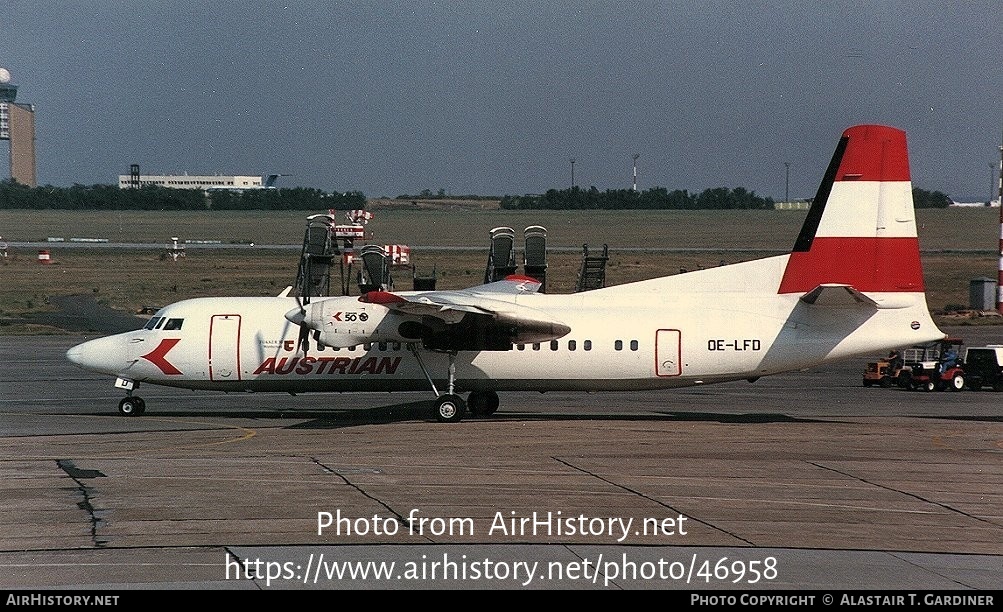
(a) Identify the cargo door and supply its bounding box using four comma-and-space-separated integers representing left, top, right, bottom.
655, 329, 681, 377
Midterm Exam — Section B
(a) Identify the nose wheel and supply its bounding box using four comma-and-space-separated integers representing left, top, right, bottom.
118, 396, 146, 416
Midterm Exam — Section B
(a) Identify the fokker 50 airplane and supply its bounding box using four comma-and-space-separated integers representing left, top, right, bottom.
67, 125, 945, 421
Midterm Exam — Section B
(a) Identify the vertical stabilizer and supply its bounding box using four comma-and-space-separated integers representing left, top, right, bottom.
779, 125, 923, 294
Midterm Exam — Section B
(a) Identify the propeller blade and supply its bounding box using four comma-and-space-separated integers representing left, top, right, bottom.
296, 322, 310, 355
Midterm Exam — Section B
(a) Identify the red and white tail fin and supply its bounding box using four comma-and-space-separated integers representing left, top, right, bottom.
779, 125, 923, 295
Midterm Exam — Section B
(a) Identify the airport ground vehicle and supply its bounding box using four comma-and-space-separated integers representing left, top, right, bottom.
898, 338, 965, 392
961, 346, 1003, 391
862, 357, 901, 388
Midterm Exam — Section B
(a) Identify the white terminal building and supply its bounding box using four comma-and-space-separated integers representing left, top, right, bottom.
118, 173, 265, 190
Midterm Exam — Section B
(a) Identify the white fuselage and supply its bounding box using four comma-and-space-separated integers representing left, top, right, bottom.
66, 125, 947, 411
66, 254, 944, 396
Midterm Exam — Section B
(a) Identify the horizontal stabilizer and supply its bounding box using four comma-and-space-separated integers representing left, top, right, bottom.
799, 284, 878, 308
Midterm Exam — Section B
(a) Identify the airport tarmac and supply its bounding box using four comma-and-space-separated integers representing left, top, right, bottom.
1, 332, 1001, 590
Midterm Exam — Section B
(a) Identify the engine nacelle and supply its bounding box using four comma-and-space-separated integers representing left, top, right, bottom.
285, 298, 419, 348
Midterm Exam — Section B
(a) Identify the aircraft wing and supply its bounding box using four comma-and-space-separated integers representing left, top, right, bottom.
461, 275, 543, 295
360, 275, 543, 323
359, 276, 568, 350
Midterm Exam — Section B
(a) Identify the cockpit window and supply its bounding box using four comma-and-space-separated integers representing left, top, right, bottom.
143, 316, 183, 331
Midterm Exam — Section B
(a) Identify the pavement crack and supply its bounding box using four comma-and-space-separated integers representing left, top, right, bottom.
310, 457, 433, 542
887, 551, 977, 590
809, 462, 1001, 528
553, 456, 755, 546
55, 459, 108, 548
222, 546, 264, 590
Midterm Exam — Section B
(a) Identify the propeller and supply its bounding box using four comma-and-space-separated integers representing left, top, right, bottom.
292, 260, 326, 356
294, 293, 312, 355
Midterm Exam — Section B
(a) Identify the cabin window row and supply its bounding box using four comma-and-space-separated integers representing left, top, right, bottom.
303, 340, 642, 353
515, 339, 639, 352
311, 342, 405, 352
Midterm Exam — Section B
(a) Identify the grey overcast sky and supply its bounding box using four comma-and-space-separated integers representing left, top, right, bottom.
3, 1, 1001, 200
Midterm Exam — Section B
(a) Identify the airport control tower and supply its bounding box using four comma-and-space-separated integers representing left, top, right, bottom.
0, 68, 37, 187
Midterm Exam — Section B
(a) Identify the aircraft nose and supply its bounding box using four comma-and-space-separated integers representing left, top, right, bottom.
66, 335, 132, 374
66, 338, 103, 371
65, 343, 85, 366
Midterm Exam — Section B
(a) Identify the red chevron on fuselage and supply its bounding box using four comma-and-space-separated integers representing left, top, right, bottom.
141, 338, 183, 375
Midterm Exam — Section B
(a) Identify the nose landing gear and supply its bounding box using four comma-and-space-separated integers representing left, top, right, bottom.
118, 396, 146, 416
115, 377, 145, 416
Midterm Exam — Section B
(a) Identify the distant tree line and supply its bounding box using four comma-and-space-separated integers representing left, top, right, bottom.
501, 186, 958, 210
911, 187, 952, 209
0, 180, 366, 211
396, 188, 498, 201
500, 186, 775, 210
0, 179, 959, 211
207, 188, 366, 211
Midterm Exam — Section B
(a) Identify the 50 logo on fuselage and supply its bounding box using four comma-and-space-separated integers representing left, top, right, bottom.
329, 311, 369, 323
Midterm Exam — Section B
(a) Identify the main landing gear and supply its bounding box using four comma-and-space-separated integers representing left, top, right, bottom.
407, 345, 499, 423
433, 393, 466, 423
467, 390, 499, 417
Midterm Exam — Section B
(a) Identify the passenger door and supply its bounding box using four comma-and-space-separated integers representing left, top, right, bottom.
209, 314, 241, 381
